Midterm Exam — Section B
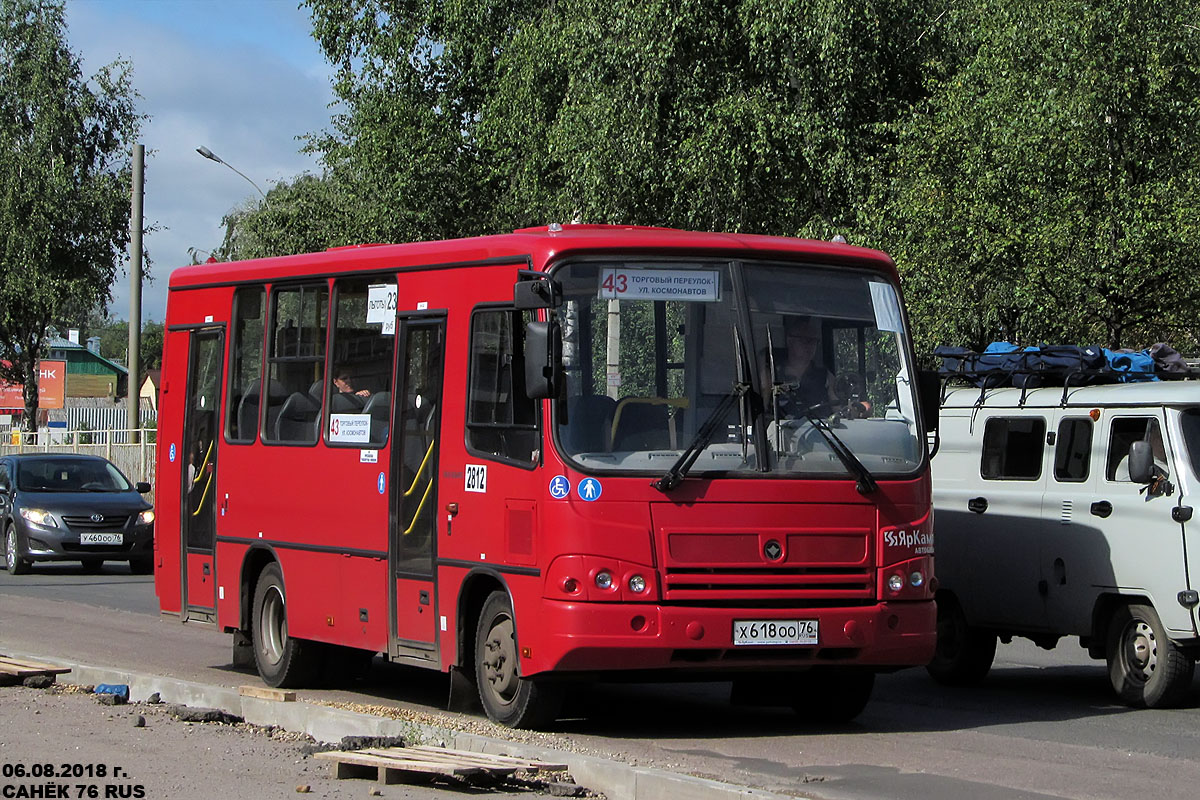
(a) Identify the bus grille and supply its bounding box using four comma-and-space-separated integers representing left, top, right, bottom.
663, 567, 874, 604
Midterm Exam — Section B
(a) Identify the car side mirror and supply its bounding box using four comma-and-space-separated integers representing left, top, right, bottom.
136, 481, 151, 494
1127, 441, 1154, 484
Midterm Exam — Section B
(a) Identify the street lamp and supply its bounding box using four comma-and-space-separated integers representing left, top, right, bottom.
196, 145, 267, 199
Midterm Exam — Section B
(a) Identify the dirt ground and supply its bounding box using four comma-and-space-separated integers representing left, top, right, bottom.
0, 682, 584, 800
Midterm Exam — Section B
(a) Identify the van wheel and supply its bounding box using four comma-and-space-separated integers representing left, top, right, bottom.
790, 669, 875, 724
927, 595, 996, 686
475, 591, 563, 729
1106, 603, 1194, 708
5, 524, 29, 575
251, 563, 323, 688
128, 556, 153, 575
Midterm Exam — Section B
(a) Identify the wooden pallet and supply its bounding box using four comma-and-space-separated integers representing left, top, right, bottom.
314, 745, 567, 785
0, 655, 71, 679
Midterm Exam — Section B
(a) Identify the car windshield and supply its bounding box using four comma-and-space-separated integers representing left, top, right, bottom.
16, 458, 132, 492
553, 258, 923, 478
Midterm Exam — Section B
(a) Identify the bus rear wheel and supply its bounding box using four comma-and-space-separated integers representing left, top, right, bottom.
251, 563, 322, 688
1106, 603, 1194, 708
474, 591, 563, 729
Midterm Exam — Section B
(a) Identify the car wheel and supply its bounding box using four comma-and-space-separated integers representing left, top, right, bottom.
128, 556, 153, 575
5, 524, 30, 575
250, 563, 323, 688
1107, 603, 1195, 708
475, 590, 563, 729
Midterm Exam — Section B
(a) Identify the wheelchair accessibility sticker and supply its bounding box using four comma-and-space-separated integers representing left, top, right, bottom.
549, 475, 571, 499
577, 477, 603, 501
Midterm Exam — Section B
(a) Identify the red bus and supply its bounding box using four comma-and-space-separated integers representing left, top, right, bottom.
154, 224, 938, 728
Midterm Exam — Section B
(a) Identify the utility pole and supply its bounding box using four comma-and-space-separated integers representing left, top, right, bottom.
127, 144, 144, 444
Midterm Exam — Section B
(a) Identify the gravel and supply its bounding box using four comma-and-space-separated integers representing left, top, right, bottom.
0, 682, 598, 800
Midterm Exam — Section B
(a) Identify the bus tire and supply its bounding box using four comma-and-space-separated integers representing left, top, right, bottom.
790, 668, 874, 724
474, 591, 563, 729
5, 524, 30, 575
1106, 603, 1194, 708
926, 595, 996, 686
251, 563, 322, 688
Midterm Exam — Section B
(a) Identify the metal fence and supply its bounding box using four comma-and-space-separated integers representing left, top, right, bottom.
0, 429, 158, 502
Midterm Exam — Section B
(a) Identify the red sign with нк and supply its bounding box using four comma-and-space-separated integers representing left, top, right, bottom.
0, 360, 66, 410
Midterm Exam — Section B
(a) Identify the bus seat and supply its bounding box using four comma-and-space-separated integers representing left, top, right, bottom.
331, 391, 365, 413
564, 395, 617, 453
236, 392, 260, 439
274, 391, 320, 442
610, 397, 688, 451
363, 391, 391, 441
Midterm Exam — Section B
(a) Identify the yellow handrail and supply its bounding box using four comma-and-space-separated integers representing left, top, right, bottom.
403, 439, 435, 498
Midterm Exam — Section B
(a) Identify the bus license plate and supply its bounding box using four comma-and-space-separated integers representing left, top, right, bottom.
80, 533, 122, 546
733, 619, 818, 646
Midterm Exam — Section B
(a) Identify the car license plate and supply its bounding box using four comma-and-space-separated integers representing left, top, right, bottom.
733, 619, 818, 646
80, 533, 122, 546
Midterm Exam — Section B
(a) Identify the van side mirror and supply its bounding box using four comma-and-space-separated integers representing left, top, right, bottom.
1127, 441, 1154, 484
917, 370, 941, 432
136, 481, 151, 494
524, 319, 562, 400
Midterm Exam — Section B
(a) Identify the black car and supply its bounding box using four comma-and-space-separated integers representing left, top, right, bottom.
0, 454, 154, 575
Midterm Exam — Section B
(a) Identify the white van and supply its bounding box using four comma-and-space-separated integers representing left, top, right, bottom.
930, 380, 1200, 707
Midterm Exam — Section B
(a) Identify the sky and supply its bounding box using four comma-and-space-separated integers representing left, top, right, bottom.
64, 0, 338, 325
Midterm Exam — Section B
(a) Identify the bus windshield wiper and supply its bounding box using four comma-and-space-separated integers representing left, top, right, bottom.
802, 410, 878, 495
652, 382, 748, 493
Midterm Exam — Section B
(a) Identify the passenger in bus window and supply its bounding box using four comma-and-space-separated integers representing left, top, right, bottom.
765, 315, 838, 415
334, 370, 371, 398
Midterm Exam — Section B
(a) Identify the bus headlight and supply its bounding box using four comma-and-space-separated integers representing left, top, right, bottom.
594, 571, 613, 590
887, 573, 905, 593
909, 571, 924, 588
628, 574, 647, 593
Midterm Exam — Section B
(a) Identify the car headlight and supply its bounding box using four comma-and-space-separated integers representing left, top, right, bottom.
20, 508, 57, 528
138, 510, 155, 525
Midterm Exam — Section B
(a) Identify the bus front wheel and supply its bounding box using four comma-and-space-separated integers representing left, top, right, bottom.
474, 591, 563, 729
251, 563, 322, 688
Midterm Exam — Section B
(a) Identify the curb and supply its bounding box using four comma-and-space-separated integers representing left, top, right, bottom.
11, 651, 792, 800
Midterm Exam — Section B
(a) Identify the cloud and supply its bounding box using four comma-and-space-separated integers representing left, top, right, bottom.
65, 0, 337, 322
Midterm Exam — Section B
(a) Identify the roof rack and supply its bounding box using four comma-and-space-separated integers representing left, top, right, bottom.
932, 344, 1195, 407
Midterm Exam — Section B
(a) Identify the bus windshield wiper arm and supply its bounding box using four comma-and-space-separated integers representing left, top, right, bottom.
652, 382, 748, 493
803, 411, 878, 495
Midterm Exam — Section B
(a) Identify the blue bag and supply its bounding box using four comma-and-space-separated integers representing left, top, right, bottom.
1104, 349, 1159, 382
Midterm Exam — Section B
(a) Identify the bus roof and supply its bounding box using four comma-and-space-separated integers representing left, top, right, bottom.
168, 224, 898, 291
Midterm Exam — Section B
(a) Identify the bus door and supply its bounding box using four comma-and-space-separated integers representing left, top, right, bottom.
388, 314, 446, 662
180, 327, 224, 622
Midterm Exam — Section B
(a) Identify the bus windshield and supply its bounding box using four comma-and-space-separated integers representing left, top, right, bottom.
553, 259, 923, 479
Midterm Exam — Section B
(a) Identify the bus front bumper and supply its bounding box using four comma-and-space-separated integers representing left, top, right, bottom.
523, 599, 936, 675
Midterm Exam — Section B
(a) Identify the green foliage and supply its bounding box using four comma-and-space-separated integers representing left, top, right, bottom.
218, 0, 1200, 356
0, 0, 142, 426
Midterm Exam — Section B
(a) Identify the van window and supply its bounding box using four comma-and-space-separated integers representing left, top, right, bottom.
1106, 417, 1168, 482
1181, 410, 1200, 479
981, 417, 1045, 480
1053, 417, 1092, 482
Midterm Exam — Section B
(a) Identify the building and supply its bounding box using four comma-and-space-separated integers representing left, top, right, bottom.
45, 335, 129, 399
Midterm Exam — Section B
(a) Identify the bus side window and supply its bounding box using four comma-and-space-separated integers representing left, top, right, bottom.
466, 307, 539, 464
263, 284, 327, 445
327, 278, 395, 447
226, 287, 265, 443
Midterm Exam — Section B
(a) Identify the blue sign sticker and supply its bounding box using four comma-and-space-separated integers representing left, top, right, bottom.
577, 477, 603, 502
169, 443, 176, 463
377, 472, 386, 494
548, 475, 571, 499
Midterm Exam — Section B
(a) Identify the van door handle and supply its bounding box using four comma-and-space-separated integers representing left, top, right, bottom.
1090, 501, 1113, 518
968, 497, 988, 514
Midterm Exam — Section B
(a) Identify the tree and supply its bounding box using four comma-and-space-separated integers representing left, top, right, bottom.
885, 0, 1200, 353
0, 0, 142, 428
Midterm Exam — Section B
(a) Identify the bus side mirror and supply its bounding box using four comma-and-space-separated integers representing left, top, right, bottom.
524, 319, 562, 400
1127, 441, 1154, 484
917, 370, 940, 432
514, 272, 562, 310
